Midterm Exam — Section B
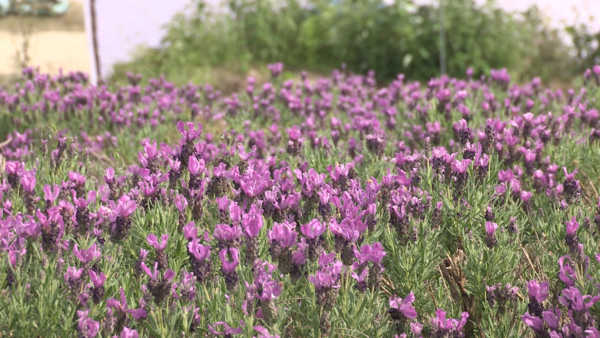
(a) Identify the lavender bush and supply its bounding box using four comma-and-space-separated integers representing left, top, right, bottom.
1, 65, 600, 337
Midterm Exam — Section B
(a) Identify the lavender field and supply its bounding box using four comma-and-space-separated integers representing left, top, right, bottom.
1, 64, 600, 337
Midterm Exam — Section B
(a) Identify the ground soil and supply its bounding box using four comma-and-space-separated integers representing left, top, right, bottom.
0, 0, 90, 84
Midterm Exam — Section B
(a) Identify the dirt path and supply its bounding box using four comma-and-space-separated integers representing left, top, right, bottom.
0, 31, 90, 76
0, 1, 90, 77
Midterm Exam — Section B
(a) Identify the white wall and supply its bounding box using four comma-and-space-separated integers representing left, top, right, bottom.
81, 0, 198, 84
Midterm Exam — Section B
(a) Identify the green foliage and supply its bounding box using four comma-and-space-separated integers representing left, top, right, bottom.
567, 22, 600, 74
111, 0, 577, 88
5, 63, 600, 336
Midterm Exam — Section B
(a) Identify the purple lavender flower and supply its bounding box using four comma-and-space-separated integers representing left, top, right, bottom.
239, 173, 269, 201
309, 269, 340, 310
587, 328, 600, 338
487, 283, 519, 311
257, 280, 282, 323
267, 62, 283, 78
141, 262, 175, 304
485, 222, 498, 248
366, 132, 386, 156
242, 204, 263, 263
89, 270, 106, 304
456, 119, 471, 146
300, 219, 325, 261
20, 172, 37, 213
309, 251, 342, 311
107, 287, 148, 334
287, 125, 302, 141
254, 326, 280, 338
207, 163, 230, 198
300, 218, 326, 239
183, 222, 198, 241
147, 233, 169, 271
229, 202, 243, 225
177, 122, 202, 166
177, 121, 202, 142
138, 140, 160, 173
521, 313, 545, 335
367, 242, 386, 288
131, 249, 148, 279
219, 248, 240, 291
107, 196, 136, 241
174, 270, 197, 303
558, 255, 580, 287
207, 321, 244, 336
187, 155, 205, 189
5, 161, 23, 188
286, 125, 304, 156
38, 207, 64, 252
77, 310, 100, 338
430, 309, 469, 336
104, 167, 115, 185
216, 196, 230, 216
558, 287, 600, 329
327, 162, 354, 192
188, 240, 211, 283
237, 143, 256, 174
214, 223, 242, 250
73, 243, 101, 266
174, 194, 188, 230
43, 184, 60, 208
526, 280, 549, 318
352, 242, 387, 289
388, 293, 419, 335
119, 327, 139, 338
72, 190, 96, 236
562, 167, 581, 204
268, 221, 297, 274
520, 190, 532, 210
389, 292, 418, 324
452, 159, 471, 198
543, 308, 561, 331
351, 268, 369, 292
146, 234, 169, 251
565, 216, 583, 260
69, 171, 87, 195
242, 204, 263, 239
64, 266, 84, 292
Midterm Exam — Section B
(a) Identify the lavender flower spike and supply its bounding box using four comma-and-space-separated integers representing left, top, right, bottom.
389, 292, 418, 321
521, 313, 545, 335
219, 248, 240, 291
301, 219, 326, 261
526, 279, 549, 317
430, 310, 469, 336
120, 327, 140, 338
188, 240, 211, 283
140, 262, 175, 304
77, 310, 100, 338
300, 219, 326, 239
485, 221, 498, 248
147, 233, 169, 251
89, 270, 106, 304
147, 233, 169, 271
207, 321, 244, 336
73, 243, 101, 265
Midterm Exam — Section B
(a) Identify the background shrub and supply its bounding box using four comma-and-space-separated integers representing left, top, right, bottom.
110, 0, 581, 88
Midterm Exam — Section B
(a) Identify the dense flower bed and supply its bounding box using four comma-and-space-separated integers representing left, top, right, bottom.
1, 65, 600, 337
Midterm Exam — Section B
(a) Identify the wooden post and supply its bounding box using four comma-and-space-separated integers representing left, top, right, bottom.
90, 0, 101, 84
